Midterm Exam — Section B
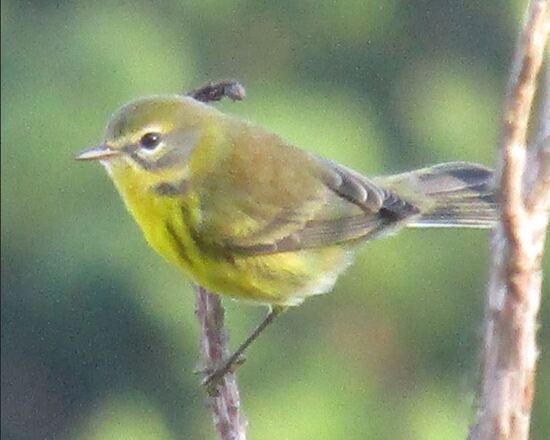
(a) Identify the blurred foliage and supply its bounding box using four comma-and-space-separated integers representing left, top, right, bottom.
1, 0, 549, 439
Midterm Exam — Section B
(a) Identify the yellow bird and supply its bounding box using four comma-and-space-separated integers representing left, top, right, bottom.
77, 83, 496, 383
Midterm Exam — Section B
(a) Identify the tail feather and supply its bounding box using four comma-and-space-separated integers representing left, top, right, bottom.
379, 162, 497, 228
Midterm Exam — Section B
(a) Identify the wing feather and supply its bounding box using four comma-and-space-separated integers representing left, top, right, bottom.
186, 125, 419, 255
213, 159, 419, 255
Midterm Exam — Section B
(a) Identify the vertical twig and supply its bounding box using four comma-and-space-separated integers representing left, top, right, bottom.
194, 285, 247, 440
470, 2, 549, 440
188, 80, 248, 440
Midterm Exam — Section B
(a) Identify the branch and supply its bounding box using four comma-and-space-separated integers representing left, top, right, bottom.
194, 286, 247, 440
188, 80, 248, 440
470, 2, 549, 439
527, 64, 550, 212
186, 80, 246, 103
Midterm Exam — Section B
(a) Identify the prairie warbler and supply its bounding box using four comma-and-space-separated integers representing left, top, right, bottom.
77, 82, 496, 384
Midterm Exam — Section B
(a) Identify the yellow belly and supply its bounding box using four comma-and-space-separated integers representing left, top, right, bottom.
119, 182, 351, 306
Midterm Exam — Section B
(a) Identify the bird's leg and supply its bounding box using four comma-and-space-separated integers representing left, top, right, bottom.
186, 80, 246, 103
202, 305, 285, 390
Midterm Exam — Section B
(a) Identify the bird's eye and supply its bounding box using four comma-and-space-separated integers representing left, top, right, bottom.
140, 132, 161, 150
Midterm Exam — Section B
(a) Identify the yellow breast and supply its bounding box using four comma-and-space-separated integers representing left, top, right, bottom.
104, 149, 351, 307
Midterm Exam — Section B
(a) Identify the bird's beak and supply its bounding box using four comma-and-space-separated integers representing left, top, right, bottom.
75, 145, 121, 161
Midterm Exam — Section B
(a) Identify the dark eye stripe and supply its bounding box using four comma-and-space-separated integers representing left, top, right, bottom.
128, 151, 155, 170
128, 145, 190, 171
151, 179, 189, 196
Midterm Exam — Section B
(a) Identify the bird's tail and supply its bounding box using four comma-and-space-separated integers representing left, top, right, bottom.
378, 162, 497, 228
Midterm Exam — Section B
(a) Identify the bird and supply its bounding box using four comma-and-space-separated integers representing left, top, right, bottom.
77, 83, 496, 385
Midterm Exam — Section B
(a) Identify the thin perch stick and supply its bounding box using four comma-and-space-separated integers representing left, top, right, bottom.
470, 1, 549, 439
195, 286, 246, 440
194, 286, 247, 440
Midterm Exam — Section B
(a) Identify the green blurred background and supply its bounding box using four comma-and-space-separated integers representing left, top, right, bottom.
2, 1, 549, 439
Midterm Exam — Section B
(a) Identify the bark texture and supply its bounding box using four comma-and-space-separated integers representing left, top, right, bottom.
470, 2, 549, 439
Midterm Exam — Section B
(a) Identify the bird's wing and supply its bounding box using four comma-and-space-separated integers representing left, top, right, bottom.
193, 135, 420, 256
